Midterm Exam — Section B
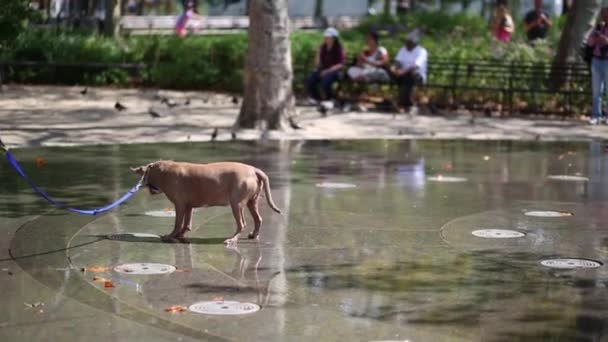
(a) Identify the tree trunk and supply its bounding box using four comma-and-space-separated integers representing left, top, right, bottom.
550, 0, 601, 89
104, 0, 121, 37
236, 0, 295, 130
384, 0, 390, 15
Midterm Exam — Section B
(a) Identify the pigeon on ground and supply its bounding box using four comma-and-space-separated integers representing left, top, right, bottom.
148, 108, 161, 118
211, 128, 218, 141
80, 87, 88, 95
232, 96, 239, 105
161, 97, 178, 108
115, 102, 127, 111
288, 117, 302, 129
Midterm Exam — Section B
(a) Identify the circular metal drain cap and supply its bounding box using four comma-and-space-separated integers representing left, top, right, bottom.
525, 211, 573, 218
108, 233, 161, 241
541, 258, 603, 269
188, 301, 260, 315
427, 176, 467, 183
113, 263, 176, 275
547, 175, 589, 182
145, 210, 175, 217
471, 229, 526, 239
315, 182, 357, 189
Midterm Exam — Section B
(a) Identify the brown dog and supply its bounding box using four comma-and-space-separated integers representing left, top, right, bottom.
131, 161, 281, 244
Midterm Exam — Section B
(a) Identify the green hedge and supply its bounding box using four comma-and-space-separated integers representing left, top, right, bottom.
1, 11, 562, 91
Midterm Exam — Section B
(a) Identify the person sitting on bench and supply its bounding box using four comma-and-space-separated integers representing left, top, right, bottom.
347, 32, 390, 83
391, 29, 428, 113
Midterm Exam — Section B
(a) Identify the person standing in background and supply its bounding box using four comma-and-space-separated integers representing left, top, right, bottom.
524, 0, 552, 42
586, 6, 608, 125
491, 0, 514, 43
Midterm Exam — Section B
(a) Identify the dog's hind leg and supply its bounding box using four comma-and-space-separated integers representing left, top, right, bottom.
225, 201, 245, 245
247, 199, 262, 240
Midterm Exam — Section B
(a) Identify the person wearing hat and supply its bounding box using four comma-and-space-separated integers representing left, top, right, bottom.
391, 29, 428, 113
306, 27, 346, 106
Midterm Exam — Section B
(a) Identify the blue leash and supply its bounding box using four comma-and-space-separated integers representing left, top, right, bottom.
2, 145, 143, 215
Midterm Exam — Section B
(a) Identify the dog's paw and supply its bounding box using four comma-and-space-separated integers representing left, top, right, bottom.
161, 235, 180, 243
223, 237, 238, 245
247, 232, 259, 240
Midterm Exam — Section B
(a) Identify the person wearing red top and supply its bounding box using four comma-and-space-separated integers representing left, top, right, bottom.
306, 27, 346, 104
587, 6, 608, 125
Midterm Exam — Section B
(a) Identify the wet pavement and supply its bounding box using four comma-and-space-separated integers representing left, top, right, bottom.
0, 140, 607, 341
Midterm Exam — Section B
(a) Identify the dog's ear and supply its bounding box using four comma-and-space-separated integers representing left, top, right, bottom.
130, 166, 145, 175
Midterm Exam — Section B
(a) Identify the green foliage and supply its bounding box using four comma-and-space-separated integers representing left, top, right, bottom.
1, 11, 565, 90
0, 0, 33, 49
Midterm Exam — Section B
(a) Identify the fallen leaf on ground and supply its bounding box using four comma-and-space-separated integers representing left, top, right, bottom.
165, 305, 188, 313
86, 266, 109, 273
93, 276, 109, 282
104, 281, 115, 288
35, 157, 45, 168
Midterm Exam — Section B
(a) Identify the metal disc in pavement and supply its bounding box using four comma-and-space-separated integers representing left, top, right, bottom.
113, 263, 176, 275
540, 258, 602, 269
547, 175, 589, 182
471, 229, 526, 239
524, 211, 573, 218
188, 301, 261, 315
315, 182, 357, 189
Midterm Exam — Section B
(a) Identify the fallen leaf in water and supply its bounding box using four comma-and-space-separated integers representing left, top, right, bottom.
86, 266, 109, 273
35, 157, 45, 168
165, 305, 187, 313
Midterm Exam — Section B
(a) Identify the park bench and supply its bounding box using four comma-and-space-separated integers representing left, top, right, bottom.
334, 57, 591, 116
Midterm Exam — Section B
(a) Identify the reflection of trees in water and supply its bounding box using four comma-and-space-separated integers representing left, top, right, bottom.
290, 249, 607, 340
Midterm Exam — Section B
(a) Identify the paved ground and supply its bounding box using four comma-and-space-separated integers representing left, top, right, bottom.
1, 140, 607, 341
0, 85, 606, 148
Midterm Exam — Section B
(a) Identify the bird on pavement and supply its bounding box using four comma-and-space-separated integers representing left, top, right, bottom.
80, 87, 88, 95
231, 96, 239, 105
115, 102, 127, 111
148, 108, 161, 118
288, 117, 302, 129
161, 97, 178, 108
211, 128, 218, 141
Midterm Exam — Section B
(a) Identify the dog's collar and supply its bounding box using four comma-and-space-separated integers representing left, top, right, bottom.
147, 183, 161, 192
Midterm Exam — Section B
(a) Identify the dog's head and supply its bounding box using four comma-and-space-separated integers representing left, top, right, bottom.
130, 162, 163, 195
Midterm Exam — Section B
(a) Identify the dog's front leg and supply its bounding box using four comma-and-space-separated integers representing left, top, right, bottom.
177, 206, 193, 238
163, 205, 185, 243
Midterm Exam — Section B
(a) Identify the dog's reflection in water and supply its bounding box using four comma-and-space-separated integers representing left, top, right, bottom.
141, 242, 283, 308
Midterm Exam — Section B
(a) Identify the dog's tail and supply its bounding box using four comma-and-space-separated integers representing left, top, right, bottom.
255, 169, 282, 214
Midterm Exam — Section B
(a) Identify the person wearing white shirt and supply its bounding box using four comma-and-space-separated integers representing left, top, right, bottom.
391, 30, 428, 112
